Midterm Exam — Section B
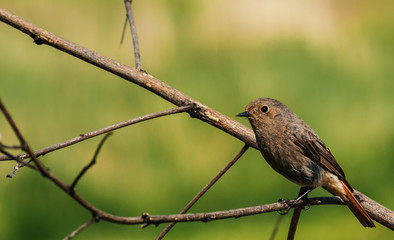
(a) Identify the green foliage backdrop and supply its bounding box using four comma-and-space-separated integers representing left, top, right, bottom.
0, 1, 393, 239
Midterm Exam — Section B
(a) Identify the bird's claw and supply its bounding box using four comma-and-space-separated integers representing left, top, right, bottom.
277, 198, 291, 215
278, 198, 290, 204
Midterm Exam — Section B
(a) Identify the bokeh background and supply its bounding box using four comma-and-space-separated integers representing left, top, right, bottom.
0, 0, 393, 239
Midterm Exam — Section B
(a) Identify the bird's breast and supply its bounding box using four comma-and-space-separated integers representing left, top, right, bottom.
257, 134, 325, 187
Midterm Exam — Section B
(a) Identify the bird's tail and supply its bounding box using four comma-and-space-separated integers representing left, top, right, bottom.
340, 181, 375, 227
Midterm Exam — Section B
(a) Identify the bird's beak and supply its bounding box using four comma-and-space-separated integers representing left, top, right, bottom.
236, 111, 251, 117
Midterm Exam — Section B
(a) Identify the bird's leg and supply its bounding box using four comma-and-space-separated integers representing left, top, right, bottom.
295, 187, 313, 201
277, 187, 314, 215
295, 187, 314, 210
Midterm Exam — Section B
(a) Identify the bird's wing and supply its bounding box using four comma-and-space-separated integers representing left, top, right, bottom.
290, 127, 352, 190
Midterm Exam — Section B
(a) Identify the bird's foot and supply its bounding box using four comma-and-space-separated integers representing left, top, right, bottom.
277, 198, 291, 215
278, 198, 291, 204
293, 196, 311, 211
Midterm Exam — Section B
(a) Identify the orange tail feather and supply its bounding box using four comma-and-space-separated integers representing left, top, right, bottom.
340, 181, 375, 227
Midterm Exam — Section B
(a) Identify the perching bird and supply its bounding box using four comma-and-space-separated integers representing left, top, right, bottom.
237, 98, 375, 227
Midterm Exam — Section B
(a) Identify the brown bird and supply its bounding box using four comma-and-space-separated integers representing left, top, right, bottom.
237, 98, 375, 227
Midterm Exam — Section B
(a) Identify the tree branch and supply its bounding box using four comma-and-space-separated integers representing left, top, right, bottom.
134, 197, 344, 225
155, 145, 249, 239
0, 106, 191, 162
0, 7, 257, 151
356, 190, 394, 230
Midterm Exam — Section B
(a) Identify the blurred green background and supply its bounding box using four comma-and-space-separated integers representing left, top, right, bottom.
0, 0, 393, 239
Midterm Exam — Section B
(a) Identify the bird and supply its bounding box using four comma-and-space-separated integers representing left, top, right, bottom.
236, 97, 375, 227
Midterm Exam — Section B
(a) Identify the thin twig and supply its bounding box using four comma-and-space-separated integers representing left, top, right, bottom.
0, 147, 38, 177
69, 133, 113, 195
155, 145, 249, 239
0, 98, 50, 180
0, 143, 25, 178
120, 16, 128, 45
269, 215, 284, 240
124, 0, 142, 70
0, 147, 18, 161
63, 217, 98, 240
6, 162, 21, 178
0, 106, 191, 162
0, 142, 21, 149
0, 99, 28, 150
0, 147, 25, 164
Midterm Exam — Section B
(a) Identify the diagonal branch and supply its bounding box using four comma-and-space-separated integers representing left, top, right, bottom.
0, 7, 257, 151
0, 106, 191, 161
0, 99, 47, 175
155, 145, 249, 239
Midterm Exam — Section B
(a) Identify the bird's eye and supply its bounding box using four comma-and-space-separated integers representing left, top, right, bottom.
261, 106, 268, 113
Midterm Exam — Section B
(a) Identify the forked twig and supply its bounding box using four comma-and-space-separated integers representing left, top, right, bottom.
154, 145, 249, 239
69, 133, 113, 195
